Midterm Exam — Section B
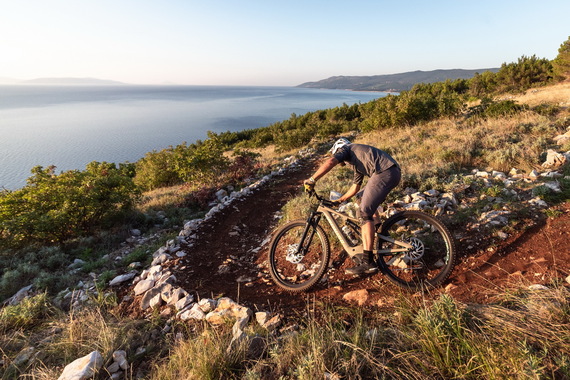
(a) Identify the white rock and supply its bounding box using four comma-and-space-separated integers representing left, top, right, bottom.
58, 351, 103, 380
216, 189, 228, 201
542, 149, 567, 168
529, 170, 540, 179
492, 171, 506, 180
149, 293, 163, 309
198, 298, 217, 312
178, 303, 205, 320
175, 294, 194, 310
158, 283, 176, 304
5, 284, 33, 306
529, 284, 549, 291
151, 253, 171, 266
424, 189, 440, 197
475, 171, 490, 178
528, 197, 548, 208
205, 310, 229, 325
544, 181, 562, 192
168, 287, 189, 306
255, 311, 270, 326
112, 350, 128, 370
342, 289, 369, 306
109, 272, 136, 286
441, 192, 458, 206
13, 346, 35, 366
107, 361, 120, 374
133, 279, 155, 296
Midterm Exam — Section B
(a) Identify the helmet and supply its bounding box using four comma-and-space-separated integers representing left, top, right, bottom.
329, 137, 351, 155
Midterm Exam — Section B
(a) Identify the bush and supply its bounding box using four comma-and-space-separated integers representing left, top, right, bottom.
0, 162, 139, 249
482, 100, 528, 118
0, 293, 55, 330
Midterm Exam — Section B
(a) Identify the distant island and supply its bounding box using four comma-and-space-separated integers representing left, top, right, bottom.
297, 68, 500, 92
0, 77, 125, 85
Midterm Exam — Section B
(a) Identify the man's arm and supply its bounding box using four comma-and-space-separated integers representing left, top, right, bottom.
337, 183, 360, 203
305, 156, 340, 185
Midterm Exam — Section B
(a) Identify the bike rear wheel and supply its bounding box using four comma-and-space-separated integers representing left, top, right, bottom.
376, 211, 456, 291
268, 220, 330, 292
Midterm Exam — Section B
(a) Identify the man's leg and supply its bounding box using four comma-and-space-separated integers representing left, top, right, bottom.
361, 220, 374, 251
346, 166, 400, 276
346, 219, 378, 275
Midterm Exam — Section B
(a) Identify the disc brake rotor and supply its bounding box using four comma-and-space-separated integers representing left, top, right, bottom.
285, 244, 304, 264
403, 237, 425, 260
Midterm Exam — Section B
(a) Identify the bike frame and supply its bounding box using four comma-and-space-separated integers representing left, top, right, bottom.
301, 200, 414, 259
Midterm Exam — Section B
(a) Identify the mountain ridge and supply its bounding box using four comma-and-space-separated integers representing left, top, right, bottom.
297, 68, 499, 92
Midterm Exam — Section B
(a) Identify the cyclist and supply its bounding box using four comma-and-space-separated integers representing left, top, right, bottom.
304, 138, 401, 275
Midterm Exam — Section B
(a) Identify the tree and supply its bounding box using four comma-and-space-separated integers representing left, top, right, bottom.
552, 36, 570, 81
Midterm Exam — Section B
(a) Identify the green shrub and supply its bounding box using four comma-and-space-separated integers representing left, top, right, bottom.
483, 100, 528, 118
0, 293, 55, 330
0, 162, 139, 249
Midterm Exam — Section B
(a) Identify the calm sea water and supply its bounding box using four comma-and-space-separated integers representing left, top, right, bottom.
0, 85, 386, 190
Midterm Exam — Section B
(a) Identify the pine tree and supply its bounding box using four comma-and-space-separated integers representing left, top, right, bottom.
552, 36, 570, 81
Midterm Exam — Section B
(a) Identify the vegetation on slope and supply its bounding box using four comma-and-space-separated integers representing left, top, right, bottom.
1, 37, 569, 301
0, 36, 569, 380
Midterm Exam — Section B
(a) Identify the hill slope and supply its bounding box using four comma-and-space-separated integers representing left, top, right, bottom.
298, 68, 499, 92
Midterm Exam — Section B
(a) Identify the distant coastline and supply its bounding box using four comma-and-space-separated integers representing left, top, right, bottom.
0, 77, 126, 85
297, 68, 499, 92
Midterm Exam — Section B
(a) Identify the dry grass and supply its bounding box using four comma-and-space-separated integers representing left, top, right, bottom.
356, 109, 560, 179
146, 282, 570, 379
137, 183, 196, 213
510, 81, 570, 107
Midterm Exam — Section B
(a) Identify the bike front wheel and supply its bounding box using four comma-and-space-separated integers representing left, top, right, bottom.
376, 211, 456, 291
268, 220, 330, 292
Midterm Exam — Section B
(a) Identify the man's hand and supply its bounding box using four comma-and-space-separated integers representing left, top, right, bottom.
330, 199, 342, 207
303, 178, 315, 193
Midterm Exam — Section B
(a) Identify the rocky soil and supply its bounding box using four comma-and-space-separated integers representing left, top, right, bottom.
108, 150, 570, 319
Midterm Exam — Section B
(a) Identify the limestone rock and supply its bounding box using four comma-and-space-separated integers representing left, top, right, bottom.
58, 351, 103, 380
342, 289, 369, 306
133, 279, 154, 296
542, 149, 567, 168
109, 272, 136, 286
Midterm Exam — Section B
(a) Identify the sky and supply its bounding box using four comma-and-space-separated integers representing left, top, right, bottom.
1, 0, 569, 86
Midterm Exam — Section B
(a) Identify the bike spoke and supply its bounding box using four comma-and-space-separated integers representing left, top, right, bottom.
269, 222, 330, 292
377, 211, 456, 290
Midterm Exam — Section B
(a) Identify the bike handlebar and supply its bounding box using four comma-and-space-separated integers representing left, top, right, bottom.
305, 188, 337, 208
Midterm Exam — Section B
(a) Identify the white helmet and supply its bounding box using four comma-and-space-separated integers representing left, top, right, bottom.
329, 137, 351, 155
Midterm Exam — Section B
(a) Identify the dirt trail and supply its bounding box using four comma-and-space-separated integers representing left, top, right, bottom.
166, 157, 570, 312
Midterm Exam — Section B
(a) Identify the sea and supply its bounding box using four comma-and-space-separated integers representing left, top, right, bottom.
0, 85, 387, 190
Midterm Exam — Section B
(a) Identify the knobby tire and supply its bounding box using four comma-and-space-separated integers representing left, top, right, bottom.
268, 220, 330, 292
376, 210, 456, 291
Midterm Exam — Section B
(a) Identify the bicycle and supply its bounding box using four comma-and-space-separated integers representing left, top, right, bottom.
268, 189, 457, 292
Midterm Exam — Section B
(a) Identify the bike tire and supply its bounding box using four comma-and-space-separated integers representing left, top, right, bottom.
376, 210, 456, 291
268, 220, 330, 292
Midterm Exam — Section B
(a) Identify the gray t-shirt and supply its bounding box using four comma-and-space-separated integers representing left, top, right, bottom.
333, 144, 399, 185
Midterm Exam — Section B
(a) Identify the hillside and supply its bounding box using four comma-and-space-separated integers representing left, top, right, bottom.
1, 80, 569, 378
298, 68, 499, 91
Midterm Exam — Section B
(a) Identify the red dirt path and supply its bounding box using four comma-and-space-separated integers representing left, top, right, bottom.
165, 157, 570, 313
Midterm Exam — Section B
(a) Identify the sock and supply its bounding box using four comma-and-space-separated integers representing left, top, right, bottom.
363, 250, 373, 263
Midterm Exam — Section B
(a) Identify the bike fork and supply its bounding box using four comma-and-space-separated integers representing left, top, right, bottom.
296, 212, 321, 255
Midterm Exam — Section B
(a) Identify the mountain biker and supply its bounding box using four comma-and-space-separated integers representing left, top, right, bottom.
304, 138, 401, 275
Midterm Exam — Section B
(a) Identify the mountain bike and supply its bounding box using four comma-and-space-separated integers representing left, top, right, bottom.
268, 190, 456, 292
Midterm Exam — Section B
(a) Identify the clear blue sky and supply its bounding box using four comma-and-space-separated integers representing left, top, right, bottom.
1, 0, 568, 86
